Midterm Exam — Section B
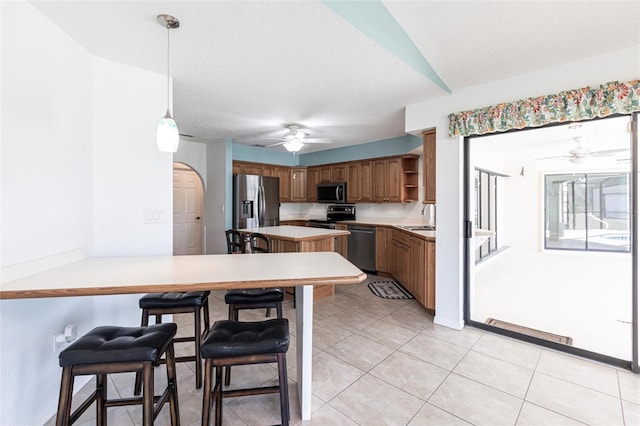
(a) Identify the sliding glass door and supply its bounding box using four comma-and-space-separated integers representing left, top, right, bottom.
465, 115, 637, 367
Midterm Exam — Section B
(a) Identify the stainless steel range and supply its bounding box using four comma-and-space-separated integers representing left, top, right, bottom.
307, 204, 356, 229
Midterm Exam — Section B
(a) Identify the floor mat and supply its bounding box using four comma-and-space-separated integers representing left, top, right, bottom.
485, 318, 573, 345
367, 280, 414, 299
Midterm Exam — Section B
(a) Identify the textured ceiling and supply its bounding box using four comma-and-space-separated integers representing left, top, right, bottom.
31, 1, 640, 153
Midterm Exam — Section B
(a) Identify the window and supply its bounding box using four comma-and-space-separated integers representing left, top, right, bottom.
544, 172, 630, 252
474, 168, 506, 262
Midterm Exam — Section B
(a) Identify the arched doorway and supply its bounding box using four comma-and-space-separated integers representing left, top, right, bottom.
173, 162, 205, 255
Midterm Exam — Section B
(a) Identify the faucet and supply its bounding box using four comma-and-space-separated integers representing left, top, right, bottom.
420, 204, 428, 215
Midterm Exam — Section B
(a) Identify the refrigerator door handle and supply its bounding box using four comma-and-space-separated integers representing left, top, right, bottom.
258, 184, 265, 226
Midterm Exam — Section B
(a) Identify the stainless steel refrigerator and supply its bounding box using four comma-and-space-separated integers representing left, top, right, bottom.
233, 174, 280, 229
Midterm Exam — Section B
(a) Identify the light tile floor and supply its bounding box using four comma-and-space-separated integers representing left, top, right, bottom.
47, 275, 640, 425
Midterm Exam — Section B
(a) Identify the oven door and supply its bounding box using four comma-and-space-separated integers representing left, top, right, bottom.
307, 220, 336, 229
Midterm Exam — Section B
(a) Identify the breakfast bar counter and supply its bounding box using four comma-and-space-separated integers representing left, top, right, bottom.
0, 252, 366, 421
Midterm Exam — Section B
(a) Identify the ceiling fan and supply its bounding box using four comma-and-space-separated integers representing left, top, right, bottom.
264, 124, 332, 152
537, 137, 626, 164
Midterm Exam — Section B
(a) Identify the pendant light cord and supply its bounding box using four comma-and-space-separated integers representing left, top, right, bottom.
166, 23, 171, 116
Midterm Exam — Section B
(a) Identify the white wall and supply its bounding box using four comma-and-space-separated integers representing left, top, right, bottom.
405, 46, 640, 330
0, 3, 170, 424
204, 139, 232, 254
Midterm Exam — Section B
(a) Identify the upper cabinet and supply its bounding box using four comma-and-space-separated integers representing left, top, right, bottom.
234, 153, 418, 204
372, 155, 418, 202
290, 167, 307, 202
423, 129, 436, 204
276, 166, 291, 202
307, 167, 320, 202
347, 160, 372, 203
331, 164, 347, 183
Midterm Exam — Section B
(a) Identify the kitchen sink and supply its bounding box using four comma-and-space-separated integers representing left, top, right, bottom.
399, 225, 436, 231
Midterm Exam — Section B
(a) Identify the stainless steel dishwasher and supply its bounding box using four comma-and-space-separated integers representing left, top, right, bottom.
347, 225, 376, 272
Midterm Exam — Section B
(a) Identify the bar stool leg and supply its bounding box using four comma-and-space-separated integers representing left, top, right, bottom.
142, 362, 154, 426
214, 366, 223, 426
277, 353, 290, 426
165, 343, 180, 425
201, 359, 212, 426
96, 374, 107, 426
134, 309, 150, 396
56, 367, 73, 426
194, 308, 202, 389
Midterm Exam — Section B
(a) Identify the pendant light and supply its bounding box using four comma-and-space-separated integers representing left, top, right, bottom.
156, 14, 180, 152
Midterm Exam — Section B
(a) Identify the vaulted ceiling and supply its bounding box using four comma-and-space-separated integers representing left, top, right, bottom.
32, 1, 640, 152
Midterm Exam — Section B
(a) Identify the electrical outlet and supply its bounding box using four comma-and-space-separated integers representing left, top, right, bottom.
53, 334, 65, 353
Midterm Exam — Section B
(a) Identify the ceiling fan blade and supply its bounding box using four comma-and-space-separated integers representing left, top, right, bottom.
535, 155, 570, 161
265, 141, 286, 147
301, 138, 332, 144
591, 148, 628, 157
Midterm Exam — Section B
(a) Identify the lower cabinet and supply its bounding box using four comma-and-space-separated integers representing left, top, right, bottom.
336, 224, 348, 258
385, 227, 435, 314
375, 227, 389, 273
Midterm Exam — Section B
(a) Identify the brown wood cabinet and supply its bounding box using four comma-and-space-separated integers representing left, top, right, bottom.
390, 229, 410, 287
347, 161, 372, 203
385, 226, 435, 313
402, 157, 419, 202
276, 166, 291, 202
262, 164, 277, 177
426, 241, 435, 312
373, 158, 402, 202
319, 166, 332, 183
291, 167, 307, 201
409, 237, 426, 306
375, 227, 389, 273
423, 129, 436, 204
336, 223, 348, 258
307, 167, 320, 202
331, 164, 347, 182
234, 154, 417, 204
234, 161, 263, 176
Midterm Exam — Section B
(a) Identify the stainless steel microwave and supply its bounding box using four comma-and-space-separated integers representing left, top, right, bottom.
317, 182, 347, 203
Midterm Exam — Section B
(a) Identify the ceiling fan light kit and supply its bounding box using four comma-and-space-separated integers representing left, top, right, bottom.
156, 14, 180, 153
264, 124, 333, 152
283, 140, 304, 152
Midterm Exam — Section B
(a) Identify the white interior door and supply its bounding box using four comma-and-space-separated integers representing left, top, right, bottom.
173, 163, 204, 255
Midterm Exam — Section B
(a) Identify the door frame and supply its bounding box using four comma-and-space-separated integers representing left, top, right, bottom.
462, 114, 638, 372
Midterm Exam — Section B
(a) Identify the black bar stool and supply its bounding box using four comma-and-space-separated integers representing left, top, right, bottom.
56, 323, 179, 426
225, 233, 283, 321
200, 318, 290, 426
134, 291, 210, 393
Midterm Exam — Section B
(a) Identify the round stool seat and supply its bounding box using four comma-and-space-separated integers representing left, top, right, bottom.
59, 323, 177, 367
139, 291, 210, 309
201, 318, 289, 359
224, 288, 283, 305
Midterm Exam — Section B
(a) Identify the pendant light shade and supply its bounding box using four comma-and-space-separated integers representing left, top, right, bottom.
157, 109, 179, 152
156, 14, 180, 153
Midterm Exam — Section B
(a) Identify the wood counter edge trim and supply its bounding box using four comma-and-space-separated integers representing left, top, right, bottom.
0, 272, 368, 300
353, 223, 435, 242
237, 230, 350, 242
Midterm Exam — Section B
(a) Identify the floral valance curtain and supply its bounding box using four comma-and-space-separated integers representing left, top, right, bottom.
448, 80, 640, 138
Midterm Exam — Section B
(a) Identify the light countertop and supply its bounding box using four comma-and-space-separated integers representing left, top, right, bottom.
0, 252, 365, 299
237, 225, 350, 241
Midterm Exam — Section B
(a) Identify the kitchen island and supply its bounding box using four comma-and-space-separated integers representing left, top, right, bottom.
0, 252, 366, 421
237, 225, 351, 299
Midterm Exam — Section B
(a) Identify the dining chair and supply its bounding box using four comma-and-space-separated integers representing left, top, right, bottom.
225, 230, 246, 254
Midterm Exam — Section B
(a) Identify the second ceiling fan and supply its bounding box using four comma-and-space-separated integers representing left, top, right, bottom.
265, 124, 332, 152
